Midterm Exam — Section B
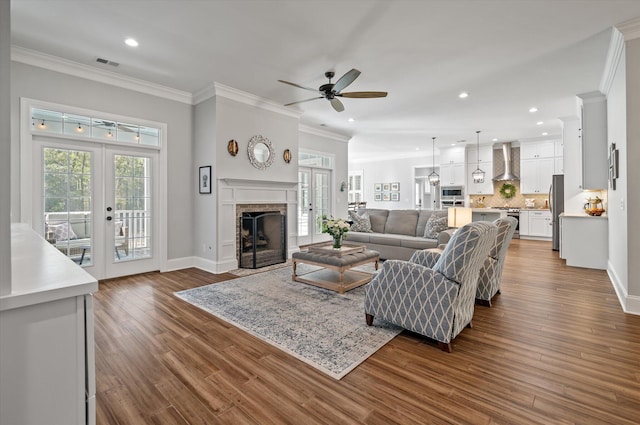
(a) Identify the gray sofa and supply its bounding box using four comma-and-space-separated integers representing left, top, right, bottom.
346, 209, 454, 260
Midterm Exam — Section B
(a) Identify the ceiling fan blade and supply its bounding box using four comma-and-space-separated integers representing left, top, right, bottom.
284, 97, 323, 106
330, 98, 345, 112
278, 80, 320, 93
338, 91, 388, 98
332, 69, 361, 94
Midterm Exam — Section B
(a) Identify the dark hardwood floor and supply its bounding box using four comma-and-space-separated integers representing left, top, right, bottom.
94, 239, 640, 424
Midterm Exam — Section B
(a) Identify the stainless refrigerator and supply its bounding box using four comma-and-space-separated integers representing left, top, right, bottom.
549, 174, 564, 251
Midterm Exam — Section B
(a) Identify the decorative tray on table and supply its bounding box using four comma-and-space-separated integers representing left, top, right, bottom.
307, 243, 365, 257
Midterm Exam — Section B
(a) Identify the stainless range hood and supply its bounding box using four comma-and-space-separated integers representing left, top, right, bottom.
493, 142, 520, 181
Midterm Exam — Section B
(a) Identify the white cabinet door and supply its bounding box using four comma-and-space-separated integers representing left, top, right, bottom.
467, 146, 493, 165
441, 163, 465, 186
467, 161, 494, 194
528, 211, 552, 237
554, 139, 564, 157
555, 157, 564, 174
439, 146, 465, 164
521, 140, 555, 159
521, 157, 554, 194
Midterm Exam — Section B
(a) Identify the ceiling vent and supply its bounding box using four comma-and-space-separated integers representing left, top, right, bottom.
96, 58, 120, 67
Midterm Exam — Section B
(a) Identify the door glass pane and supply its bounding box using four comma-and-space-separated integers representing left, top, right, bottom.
314, 172, 330, 235
114, 155, 152, 261
43, 148, 93, 266
298, 170, 309, 237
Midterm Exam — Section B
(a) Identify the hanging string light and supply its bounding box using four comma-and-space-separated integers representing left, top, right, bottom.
472, 130, 485, 183
428, 137, 440, 186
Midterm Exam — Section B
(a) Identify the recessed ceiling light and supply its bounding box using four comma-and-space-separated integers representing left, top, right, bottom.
124, 38, 139, 47
415, 147, 420, 151
536, 121, 544, 125
492, 138, 498, 142
458, 92, 469, 99
542, 132, 548, 136
529, 107, 538, 113
348, 118, 355, 122
451, 143, 456, 146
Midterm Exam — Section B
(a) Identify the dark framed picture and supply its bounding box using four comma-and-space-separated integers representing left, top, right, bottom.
374, 193, 382, 201
374, 183, 382, 192
391, 182, 400, 191
391, 192, 399, 201
199, 166, 212, 194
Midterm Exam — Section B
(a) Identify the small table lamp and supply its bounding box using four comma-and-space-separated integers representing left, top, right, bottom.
448, 207, 473, 229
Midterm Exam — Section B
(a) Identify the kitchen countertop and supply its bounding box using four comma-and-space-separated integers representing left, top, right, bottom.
560, 212, 608, 219
0, 223, 98, 311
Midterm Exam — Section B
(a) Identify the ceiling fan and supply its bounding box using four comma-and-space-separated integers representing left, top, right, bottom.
93, 120, 139, 133
278, 68, 387, 112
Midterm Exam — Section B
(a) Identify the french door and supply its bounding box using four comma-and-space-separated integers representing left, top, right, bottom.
298, 167, 331, 246
34, 138, 158, 279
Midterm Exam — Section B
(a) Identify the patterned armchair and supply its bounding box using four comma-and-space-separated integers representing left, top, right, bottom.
364, 221, 497, 352
410, 217, 517, 307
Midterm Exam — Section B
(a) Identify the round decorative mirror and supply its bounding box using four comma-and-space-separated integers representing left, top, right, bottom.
248, 135, 275, 170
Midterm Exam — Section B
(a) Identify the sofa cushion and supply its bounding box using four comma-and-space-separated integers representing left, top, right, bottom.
415, 210, 447, 236
345, 232, 371, 243
384, 210, 419, 236
425, 213, 449, 238
348, 211, 372, 232
400, 236, 439, 250
359, 209, 389, 233
368, 233, 404, 247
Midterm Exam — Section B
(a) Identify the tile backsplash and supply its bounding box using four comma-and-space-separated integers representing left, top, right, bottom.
470, 181, 549, 209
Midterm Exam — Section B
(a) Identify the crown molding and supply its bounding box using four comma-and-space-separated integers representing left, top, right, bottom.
11, 46, 193, 104
299, 124, 351, 143
194, 82, 302, 118
617, 17, 640, 41
600, 28, 625, 95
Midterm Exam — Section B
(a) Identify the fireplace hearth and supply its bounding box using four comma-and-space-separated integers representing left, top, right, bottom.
237, 205, 287, 269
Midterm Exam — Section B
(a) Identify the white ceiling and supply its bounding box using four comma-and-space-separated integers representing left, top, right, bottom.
10, 1, 640, 161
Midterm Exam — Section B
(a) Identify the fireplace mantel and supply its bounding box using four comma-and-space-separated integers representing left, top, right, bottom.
220, 178, 298, 188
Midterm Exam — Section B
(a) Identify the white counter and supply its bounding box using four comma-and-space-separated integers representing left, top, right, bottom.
0, 223, 98, 311
559, 213, 608, 269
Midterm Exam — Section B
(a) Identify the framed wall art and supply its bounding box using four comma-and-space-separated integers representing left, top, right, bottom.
382, 183, 391, 191
391, 192, 399, 201
199, 165, 212, 194
374, 183, 382, 192
383, 193, 391, 201
374, 193, 382, 201
391, 182, 400, 191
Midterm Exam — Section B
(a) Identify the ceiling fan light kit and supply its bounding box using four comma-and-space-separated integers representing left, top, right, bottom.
279, 68, 387, 112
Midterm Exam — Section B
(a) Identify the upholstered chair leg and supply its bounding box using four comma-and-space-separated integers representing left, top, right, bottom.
466, 321, 473, 329
438, 342, 453, 353
476, 299, 492, 307
365, 313, 374, 326
496, 289, 501, 295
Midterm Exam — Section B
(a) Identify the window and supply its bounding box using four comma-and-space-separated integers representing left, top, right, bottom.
348, 171, 363, 203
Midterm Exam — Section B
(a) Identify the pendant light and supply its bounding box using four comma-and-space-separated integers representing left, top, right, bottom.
472, 130, 485, 184
428, 137, 440, 186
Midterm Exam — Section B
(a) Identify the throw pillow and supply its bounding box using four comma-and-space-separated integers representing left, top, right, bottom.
348, 211, 372, 233
48, 222, 78, 241
424, 214, 448, 239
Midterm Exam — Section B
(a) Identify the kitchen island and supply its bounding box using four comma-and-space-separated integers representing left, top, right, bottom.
471, 208, 508, 222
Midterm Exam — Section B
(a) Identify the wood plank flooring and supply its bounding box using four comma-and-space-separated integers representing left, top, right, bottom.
93, 239, 640, 424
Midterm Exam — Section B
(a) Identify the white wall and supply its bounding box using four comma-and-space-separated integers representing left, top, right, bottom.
193, 97, 216, 261
1, 1, 11, 295
624, 37, 640, 310
10, 62, 194, 260
348, 154, 434, 210
606, 39, 628, 303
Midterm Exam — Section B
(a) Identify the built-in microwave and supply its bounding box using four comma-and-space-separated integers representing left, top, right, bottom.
441, 187, 463, 198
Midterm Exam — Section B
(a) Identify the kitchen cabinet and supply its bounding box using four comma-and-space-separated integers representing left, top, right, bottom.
0, 225, 98, 425
577, 91, 608, 190
521, 157, 554, 194
466, 146, 494, 195
555, 157, 564, 174
560, 214, 608, 269
521, 140, 555, 160
520, 210, 552, 239
439, 146, 465, 164
440, 163, 465, 186
471, 210, 504, 222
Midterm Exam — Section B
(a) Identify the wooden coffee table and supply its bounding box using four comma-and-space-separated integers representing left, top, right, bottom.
292, 244, 379, 294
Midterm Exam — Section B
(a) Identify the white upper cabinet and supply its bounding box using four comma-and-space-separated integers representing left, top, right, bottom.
439, 146, 465, 164
440, 163, 466, 186
521, 157, 554, 194
466, 145, 493, 165
577, 91, 608, 190
521, 140, 555, 159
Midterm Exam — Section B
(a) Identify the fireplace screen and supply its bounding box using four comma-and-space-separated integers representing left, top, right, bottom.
239, 211, 286, 269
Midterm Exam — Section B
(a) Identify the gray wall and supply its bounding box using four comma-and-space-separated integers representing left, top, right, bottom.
10, 62, 194, 260
1, 1, 11, 294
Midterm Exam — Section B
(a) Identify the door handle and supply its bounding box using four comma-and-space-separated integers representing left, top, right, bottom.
106, 216, 112, 221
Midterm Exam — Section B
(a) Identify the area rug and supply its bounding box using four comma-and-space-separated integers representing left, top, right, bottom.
175, 264, 401, 380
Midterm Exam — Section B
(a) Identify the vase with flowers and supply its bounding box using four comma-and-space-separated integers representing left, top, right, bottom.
322, 216, 350, 249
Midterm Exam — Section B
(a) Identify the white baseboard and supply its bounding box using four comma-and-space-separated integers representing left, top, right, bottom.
164, 256, 196, 272
607, 260, 640, 315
